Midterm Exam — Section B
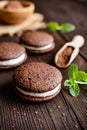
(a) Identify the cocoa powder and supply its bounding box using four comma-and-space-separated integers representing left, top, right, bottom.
57, 46, 74, 67
4, 1, 23, 9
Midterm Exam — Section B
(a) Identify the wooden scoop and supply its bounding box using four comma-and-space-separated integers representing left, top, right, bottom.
55, 35, 85, 68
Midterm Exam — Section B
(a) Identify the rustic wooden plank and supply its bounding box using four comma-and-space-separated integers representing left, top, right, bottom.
0, 0, 87, 130
0, 32, 87, 130
54, 94, 82, 130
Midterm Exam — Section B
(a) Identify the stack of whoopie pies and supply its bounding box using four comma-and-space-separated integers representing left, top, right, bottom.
0, 31, 62, 102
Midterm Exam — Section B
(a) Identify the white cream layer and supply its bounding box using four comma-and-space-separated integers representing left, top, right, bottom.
16, 84, 61, 97
0, 53, 26, 66
23, 43, 52, 51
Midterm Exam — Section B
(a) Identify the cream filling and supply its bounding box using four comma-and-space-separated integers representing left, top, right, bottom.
0, 53, 26, 66
16, 84, 61, 97
23, 43, 52, 51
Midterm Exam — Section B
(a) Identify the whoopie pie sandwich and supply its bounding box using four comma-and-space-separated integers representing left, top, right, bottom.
20, 31, 55, 54
0, 42, 27, 69
14, 62, 62, 102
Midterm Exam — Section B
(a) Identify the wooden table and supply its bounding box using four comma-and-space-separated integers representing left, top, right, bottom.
0, 0, 87, 129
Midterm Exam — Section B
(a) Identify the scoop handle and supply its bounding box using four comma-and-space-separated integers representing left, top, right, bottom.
69, 35, 85, 48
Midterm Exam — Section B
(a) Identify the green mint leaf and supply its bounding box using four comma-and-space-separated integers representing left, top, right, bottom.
74, 80, 87, 85
69, 83, 80, 97
46, 21, 75, 33
64, 64, 87, 97
68, 64, 78, 80
47, 21, 59, 33
77, 71, 87, 82
60, 23, 75, 32
64, 79, 72, 87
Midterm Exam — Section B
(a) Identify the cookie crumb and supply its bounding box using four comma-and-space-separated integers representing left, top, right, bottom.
62, 112, 66, 117
75, 124, 78, 128
17, 111, 20, 115
13, 108, 16, 111
12, 125, 16, 130
35, 111, 38, 114
12, 125, 15, 128
48, 108, 52, 112
41, 120, 44, 123
57, 106, 60, 109
23, 112, 26, 116
38, 118, 41, 121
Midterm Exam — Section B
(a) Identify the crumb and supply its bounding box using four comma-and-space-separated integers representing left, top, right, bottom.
14, 114, 16, 117
75, 124, 78, 128
24, 118, 27, 120
62, 112, 66, 117
13, 108, 16, 111
12, 125, 16, 130
23, 112, 26, 116
57, 106, 60, 109
38, 118, 41, 121
16, 111, 20, 115
35, 111, 38, 114
48, 108, 52, 112
41, 120, 44, 123
12, 125, 15, 128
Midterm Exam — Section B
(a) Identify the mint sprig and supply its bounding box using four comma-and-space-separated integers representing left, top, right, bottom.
64, 64, 87, 97
47, 21, 75, 33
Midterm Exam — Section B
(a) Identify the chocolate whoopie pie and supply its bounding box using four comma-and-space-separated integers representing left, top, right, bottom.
14, 62, 62, 102
0, 42, 27, 69
20, 31, 55, 54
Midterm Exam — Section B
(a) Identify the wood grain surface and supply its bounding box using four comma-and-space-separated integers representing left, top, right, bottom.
0, 0, 87, 130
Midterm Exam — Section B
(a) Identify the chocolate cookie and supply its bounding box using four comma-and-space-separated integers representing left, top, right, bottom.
0, 42, 27, 69
20, 31, 55, 54
14, 62, 62, 102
